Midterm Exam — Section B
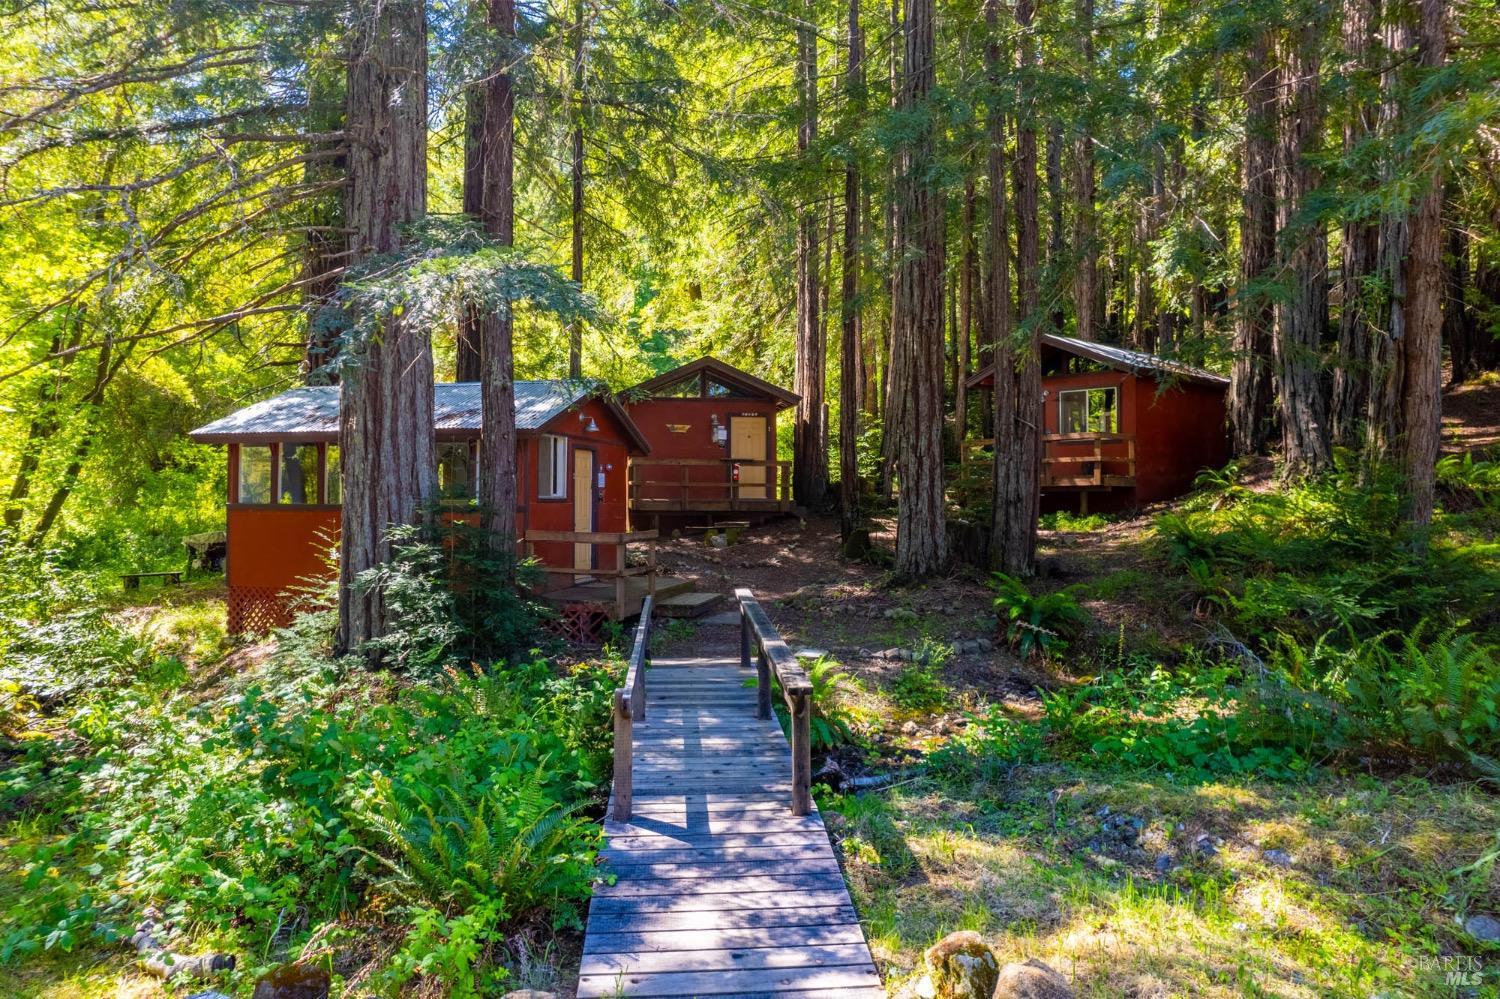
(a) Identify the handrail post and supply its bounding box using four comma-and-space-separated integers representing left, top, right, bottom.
611, 688, 632, 821
757, 649, 772, 720
740, 602, 751, 670
789, 691, 811, 816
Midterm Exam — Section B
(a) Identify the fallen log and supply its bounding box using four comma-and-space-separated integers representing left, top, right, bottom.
130, 908, 235, 981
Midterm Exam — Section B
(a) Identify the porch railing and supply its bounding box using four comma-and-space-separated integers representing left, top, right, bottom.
519, 529, 658, 618
960, 432, 1137, 488
735, 587, 814, 816
628, 458, 794, 510
609, 594, 652, 822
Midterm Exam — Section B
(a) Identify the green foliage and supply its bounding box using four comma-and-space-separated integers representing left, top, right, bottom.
990, 573, 1090, 660
890, 646, 951, 713
759, 655, 860, 753
1039, 510, 1112, 532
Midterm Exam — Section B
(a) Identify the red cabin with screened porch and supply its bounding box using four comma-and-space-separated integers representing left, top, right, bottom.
964, 334, 1231, 513
189, 381, 653, 634
621, 357, 799, 529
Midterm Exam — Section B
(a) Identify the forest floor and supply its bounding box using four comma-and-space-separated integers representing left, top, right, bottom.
6, 378, 1499, 999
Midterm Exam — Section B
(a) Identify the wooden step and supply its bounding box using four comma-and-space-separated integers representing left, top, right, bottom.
656, 590, 725, 618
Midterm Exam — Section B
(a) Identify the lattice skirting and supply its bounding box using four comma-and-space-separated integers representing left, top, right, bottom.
228, 585, 294, 636
546, 601, 612, 644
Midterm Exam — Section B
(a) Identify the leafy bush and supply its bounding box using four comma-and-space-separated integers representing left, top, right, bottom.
758, 656, 860, 752
990, 573, 1089, 660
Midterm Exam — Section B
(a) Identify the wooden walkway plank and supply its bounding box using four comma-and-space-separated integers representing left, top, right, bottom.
579, 652, 879, 998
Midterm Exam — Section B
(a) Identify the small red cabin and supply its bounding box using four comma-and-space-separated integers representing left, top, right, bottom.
622, 357, 799, 527
965, 334, 1230, 512
189, 381, 652, 633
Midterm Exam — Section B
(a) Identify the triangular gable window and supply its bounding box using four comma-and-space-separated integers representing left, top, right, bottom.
654, 374, 702, 398
706, 377, 755, 399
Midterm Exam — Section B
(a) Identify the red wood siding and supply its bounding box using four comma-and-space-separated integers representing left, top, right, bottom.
626, 398, 781, 505
1131, 378, 1230, 502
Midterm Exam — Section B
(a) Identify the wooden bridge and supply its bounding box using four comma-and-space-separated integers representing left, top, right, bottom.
577, 590, 882, 998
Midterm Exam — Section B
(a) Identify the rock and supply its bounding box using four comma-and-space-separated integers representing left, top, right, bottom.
709, 534, 728, 549
1463, 913, 1500, 943
1154, 853, 1174, 874
1192, 835, 1218, 858
186, 993, 233, 999
812, 759, 844, 791
891, 974, 937, 999
500, 992, 557, 999
1262, 848, 1293, 867
977, 638, 993, 653
252, 964, 330, 999
901, 720, 920, 735
885, 607, 919, 623
795, 647, 829, 660
924, 931, 999, 999
994, 958, 1074, 999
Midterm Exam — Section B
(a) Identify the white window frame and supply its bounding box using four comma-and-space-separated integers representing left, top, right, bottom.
1058, 387, 1118, 434
538, 434, 569, 500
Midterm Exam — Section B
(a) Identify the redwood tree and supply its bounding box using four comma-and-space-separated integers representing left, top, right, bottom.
889, 0, 947, 577
478, 0, 519, 559
338, 0, 435, 652
839, 0, 864, 541
1229, 32, 1278, 456
793, 3, 827, 508
988, 0, 1041, 576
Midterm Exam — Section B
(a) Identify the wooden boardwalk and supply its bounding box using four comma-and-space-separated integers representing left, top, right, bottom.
578, 650, 882, 998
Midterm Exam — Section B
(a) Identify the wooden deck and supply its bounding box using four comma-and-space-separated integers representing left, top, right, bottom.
579, 650, 881, 997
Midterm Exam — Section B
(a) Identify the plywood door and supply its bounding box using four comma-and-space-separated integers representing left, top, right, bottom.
573, 449, 594, 573
730, 416, 767, 500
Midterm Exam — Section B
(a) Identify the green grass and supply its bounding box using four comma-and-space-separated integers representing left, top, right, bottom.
825, 768, 1500, 997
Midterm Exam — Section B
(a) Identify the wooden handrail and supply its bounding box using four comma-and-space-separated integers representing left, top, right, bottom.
629, 458, 792, 469
734, 587, 813, 816
521, 529, 659, 544
610, 594, 653, 822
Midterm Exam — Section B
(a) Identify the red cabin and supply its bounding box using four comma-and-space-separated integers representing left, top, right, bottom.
964, 334, 1230, 512
189, 381, 654, 634
621, 357, 799, 528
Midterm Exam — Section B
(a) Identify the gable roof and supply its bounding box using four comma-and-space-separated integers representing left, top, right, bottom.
964, 333, 1230, 390
625, 356, 800, 409
189, 380, 651, 453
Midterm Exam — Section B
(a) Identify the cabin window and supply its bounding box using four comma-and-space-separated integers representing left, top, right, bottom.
279, 444, 319, 504
238, 446, 273, 504
537, 434, 568, 499
436, 441, 476, 502
1058, 388, 1118, 434
654, 374, 702, 398
706, 377, 754, 399
325, 446, 342, 504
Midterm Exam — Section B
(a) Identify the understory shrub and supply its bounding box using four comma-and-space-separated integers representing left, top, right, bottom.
990, 573, 1089, 660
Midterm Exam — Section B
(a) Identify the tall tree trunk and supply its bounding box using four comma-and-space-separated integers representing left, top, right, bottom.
793, 6, 827, 508
1445, 212, 1477, 384
1366, 6, 1414, 458
1150, 142, 1172, 352
1229, 33, 1279, 455
1400, 0, 1446, 533
338, 0, 434, 653
1071, 0, 1098, 341
956, 175, 974, 443
568, 0, 585, 380
1274, 11, 1334, 477
1330, 0, 1379, 446
988, 0, 1040, 576
879, 0, 901, 499
890, 0, 947, 577
479, 0, 518, 561
456, 76, 484, 382
840, 0, 863, 541
1045, 123, 1066, 335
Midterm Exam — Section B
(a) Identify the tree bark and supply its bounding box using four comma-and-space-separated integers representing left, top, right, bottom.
337, 0, 434, 654
1400, 0, 1446, 533
479, 0, 518, 560
793, 5, 827, 508
1330, 0, 1378, 447
878, 0, 901, 500
1229, 32, 1279, 456
889, 0, 947, 577
1071, 0, 1098, 341
956, 175, 975, 443
1274, 12, 1334, 477
301, 68, 347, 384
456, 80, 484, 382
1444, 211, 1477, 385
988, 0, 1040, 576
1045, 123, 1066, 335
840, 0, 863, 541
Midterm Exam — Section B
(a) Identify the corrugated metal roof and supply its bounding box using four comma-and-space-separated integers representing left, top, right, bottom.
1041, 333, 1230, 386
189, 380, 595, 443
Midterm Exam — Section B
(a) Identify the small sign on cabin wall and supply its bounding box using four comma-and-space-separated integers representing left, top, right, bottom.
666, 424, 691, 433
